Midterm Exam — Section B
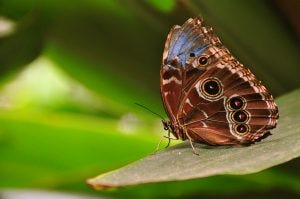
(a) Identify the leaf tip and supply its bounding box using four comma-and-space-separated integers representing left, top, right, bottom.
86, 175, 118, 190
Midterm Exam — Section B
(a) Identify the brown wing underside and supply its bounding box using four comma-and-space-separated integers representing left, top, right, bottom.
160, 65, 183, 122
178, 53, 278, 144
160, 17, 278, 145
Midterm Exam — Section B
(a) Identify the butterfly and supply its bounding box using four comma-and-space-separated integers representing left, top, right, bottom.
160, 17, 279, 154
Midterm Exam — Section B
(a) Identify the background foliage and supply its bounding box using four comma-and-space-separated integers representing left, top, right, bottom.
0, 0, 299, 198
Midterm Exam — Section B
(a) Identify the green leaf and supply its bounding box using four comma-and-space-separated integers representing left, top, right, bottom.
87, 88, 300, 188
146, 0, 176, 13
1, 111, 300, 198
45, 43, 164, 116
0, 110, 156, 188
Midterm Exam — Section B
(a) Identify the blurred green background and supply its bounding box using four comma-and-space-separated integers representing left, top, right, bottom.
0, 0, 300, 198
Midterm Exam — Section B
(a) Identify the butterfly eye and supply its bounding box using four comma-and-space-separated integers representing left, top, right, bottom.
234, 124, 250, 135
228, 96, 245, 110
201, 78, 223, 98
198, 56, 208, 66
231, 110, 249, 123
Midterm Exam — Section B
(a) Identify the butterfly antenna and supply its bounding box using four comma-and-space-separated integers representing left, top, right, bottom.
134, 103, 165, 120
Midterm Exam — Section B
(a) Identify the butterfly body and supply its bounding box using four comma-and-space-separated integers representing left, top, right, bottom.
160, 17, 278, 149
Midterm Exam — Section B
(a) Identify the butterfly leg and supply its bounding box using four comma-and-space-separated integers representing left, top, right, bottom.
185, 131, 199, 155
163, 135, 178, 147
164, 130, 172, 148
155, 131, 178, 152
155, 136, 164, 152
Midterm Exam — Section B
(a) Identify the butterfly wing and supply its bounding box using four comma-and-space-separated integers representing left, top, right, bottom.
160, 18, 209, 123
161, 17, 278, 145
180, 58, 278, 145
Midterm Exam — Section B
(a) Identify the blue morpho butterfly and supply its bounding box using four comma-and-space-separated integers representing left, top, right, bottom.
159, 17, 278, 154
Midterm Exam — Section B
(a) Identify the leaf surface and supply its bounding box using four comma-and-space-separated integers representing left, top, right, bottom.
88, 89, 300, 188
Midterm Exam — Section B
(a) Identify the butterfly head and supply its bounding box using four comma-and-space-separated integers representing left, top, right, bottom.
162, 120, 186, 140
162, 120, 171, 131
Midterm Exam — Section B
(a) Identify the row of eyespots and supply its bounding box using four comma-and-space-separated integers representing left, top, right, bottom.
227, 96, 250, 135
192, 53, 250, 134
193, 54, 250, 135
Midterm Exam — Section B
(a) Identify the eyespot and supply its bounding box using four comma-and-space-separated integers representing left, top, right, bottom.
200, 78, 223, 98
234, 124, 250, 135
231, 110, 249, 123
198, 56, 208, 66
227, 96, 245, 110
189, 53, 195, 57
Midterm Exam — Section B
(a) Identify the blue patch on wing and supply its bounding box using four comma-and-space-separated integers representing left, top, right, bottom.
165, 19, 209, 66
169, 35, 187, 61
177, 44, 209, 64
193, 45, 209, 57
